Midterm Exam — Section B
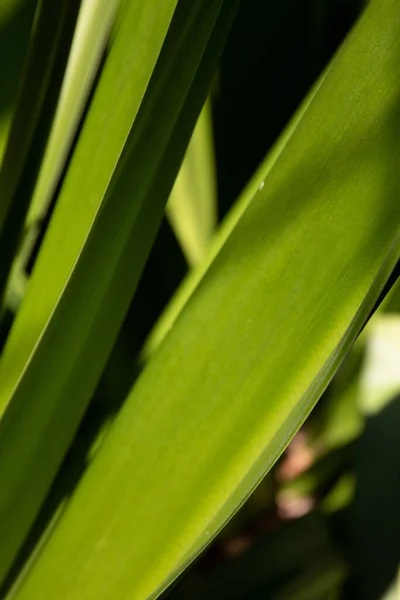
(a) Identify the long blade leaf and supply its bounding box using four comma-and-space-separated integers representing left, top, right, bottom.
9, 1, 400, 599
0, 0, 234, 586
167, 99, 217, 266
0, 0, 80, 302
25, 0, 120, 228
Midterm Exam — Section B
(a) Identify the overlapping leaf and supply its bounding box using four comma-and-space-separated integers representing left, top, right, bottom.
0, 0, 234, 585
0, 0, 80, 302
10, 1, 400, 599
25, 0, 120, 229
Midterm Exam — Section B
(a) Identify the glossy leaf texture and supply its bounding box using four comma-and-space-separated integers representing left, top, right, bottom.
10, 0, 400, 599
0, 0, 232, 585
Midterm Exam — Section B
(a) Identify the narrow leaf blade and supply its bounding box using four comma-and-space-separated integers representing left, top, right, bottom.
167, 99, 217, 266
10, 1, 400, 600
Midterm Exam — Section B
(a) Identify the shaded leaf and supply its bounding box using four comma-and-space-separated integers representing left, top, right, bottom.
0, 0, 80, 302
167, 99, 216, 266
10, 2, 400, 600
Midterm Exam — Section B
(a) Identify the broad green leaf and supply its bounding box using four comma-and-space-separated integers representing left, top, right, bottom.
0, 0, 179, 582
167, 99, 217, 266
26, 0, 120, 228
0, 0, 234, 587
143, 69, 327, 357
10, 1, 400, 599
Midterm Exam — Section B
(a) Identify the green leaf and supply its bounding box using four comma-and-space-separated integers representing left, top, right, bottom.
9, 1, 400, 599
25, 0, 120, 228
359, 313, 400, 415
0, 0, 179, 582
167, 99, 217, 266
0, 0, 81, 303
142, 67, 326, 357
0, 0, 235, 588
9, 0, 120, 313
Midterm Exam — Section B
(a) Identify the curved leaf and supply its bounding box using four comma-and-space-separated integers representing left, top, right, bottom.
0, 0, 80, 302
25, 0, 120, 228
0, 0, 181, 583
10, 1, 400, 599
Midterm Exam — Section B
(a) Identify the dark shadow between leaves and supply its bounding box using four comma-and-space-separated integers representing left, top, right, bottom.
0, 0, 38, 123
